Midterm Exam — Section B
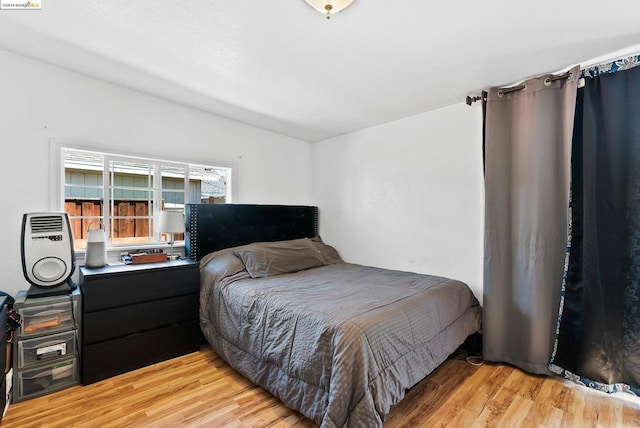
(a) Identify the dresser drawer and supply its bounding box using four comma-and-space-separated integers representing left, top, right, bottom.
18, 300, 76, 338
15, 357, 78, 402
18, 330, 77, 368
83, 293, 199, 345
82, 321, 200, 385
80, 261, 199, 312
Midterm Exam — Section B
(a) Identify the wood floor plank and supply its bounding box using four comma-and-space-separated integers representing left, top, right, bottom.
520, 400, 563, 428
496, 394, 533, 428
561, 387, 586, 428
417, 363, 495, 426
623, 394, 640, 427
2, 345, 639, 427
471, 372, 519, 428
458, 363, 512, 417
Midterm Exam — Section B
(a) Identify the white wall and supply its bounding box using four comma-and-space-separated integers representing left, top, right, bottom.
1, 47, 485, 303
311, 103, 484, 304
0, 49, 312, 297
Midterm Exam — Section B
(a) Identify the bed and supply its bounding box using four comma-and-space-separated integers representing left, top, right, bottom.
186, 203, 481, 427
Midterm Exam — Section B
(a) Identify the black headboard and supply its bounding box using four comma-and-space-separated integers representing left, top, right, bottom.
185, 204, 319, 261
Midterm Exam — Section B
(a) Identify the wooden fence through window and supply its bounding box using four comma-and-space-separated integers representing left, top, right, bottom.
65, 200, 152, 239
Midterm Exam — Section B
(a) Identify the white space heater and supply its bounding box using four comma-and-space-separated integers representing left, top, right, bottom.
21, 212, 77, 297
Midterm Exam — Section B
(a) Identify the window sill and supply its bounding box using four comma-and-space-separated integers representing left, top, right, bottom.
75, 243, 186, 266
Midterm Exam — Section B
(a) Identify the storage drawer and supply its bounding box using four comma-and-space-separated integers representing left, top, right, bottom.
15, 357, 78, 402
18, 330, 77, 368
80, 261, 199, 312
83, 293, 198, 345
82, 321, 200, 385
18, 301, 76, 338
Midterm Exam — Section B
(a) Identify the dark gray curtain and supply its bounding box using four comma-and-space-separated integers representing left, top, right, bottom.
549, 63, 640, 395
483, 66, 579, 374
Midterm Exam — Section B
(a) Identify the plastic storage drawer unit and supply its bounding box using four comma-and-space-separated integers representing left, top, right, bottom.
17, 330, 77, 369
12, 289, 81, 402
18, 301, 76, 338
15, 358, 78, 401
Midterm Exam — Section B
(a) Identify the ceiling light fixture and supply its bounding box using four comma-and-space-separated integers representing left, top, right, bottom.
304, 0, 355, 19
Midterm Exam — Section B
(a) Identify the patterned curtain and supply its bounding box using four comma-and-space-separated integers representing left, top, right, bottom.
549, 55, 640, 395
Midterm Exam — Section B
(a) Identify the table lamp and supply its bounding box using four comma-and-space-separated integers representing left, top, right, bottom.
157, 210, 185, 260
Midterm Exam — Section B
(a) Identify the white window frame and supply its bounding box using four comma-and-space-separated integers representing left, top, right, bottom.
50, 139, 234, 257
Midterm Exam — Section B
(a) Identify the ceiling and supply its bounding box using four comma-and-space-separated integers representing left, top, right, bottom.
1, 1, 639, 142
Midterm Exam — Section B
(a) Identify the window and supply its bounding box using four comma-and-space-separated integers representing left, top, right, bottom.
59, 147, 231, 250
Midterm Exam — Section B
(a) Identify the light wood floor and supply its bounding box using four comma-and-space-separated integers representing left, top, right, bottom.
2, 345, 639, 427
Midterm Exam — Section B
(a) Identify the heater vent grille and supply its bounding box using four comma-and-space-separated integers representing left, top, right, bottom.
30, 216, 64, 234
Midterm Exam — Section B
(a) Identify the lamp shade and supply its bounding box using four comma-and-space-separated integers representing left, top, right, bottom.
157, 210, 185, 234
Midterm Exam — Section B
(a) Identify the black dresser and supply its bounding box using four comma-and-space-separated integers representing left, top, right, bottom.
79, 259, 201, 384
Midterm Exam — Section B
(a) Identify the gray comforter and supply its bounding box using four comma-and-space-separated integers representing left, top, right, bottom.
200, 252, 481, 427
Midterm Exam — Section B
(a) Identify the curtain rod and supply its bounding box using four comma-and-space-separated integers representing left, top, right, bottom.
467, 49, 640, 105
465, 95, 483, 105
466, 71, 572, 105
